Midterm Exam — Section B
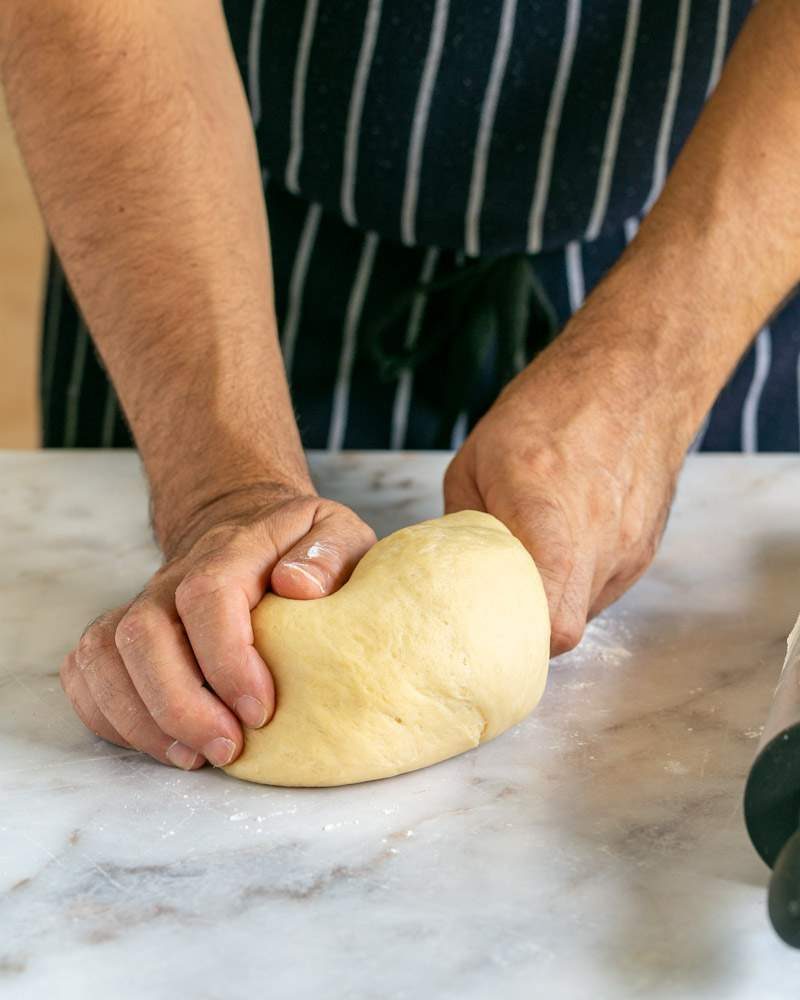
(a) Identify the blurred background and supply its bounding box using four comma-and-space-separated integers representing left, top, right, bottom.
1, 91, 44, 448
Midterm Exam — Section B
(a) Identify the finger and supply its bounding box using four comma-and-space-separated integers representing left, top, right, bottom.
486, 487, 593, 656
60, 651, 131, 749
114, 593, 245, 765
271, 509, 376, 599
172, 570, 274, 732
183, 496, 367, 605
173, 498, 343, 722
175, 500, 374, 726
75, 616, 207, 770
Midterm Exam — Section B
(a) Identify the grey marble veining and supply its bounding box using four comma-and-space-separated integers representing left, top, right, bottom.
2, 451, 800, 998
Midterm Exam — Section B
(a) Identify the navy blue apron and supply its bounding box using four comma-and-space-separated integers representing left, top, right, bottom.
43, 1, 798, 453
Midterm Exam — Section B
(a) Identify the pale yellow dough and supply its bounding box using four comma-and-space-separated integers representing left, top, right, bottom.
224, 510, 550, 787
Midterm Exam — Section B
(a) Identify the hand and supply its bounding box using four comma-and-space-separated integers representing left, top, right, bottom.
444, 306, 701, 655
60, 484, 376, 769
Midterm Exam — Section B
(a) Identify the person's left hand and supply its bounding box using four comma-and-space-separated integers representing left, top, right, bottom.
444, 303, 704, 655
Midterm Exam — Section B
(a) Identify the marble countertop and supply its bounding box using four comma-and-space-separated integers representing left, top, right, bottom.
2, 451, 800, 999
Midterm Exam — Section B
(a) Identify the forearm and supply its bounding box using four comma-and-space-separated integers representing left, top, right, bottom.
1, 0, 309, 549
573, 0, 800, 441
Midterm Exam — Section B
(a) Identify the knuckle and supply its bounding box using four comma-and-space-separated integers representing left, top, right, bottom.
518, 446, 563, 481
328, 500, 371, 528
277, 494, 322, 528
114, 608, 153, 653
192, 522, 243, 556
294, 494, 323, 515
362, 523, 378, 546
349, 515, 377, 546
76, 625, 113, 669
174, 572, 229, 615
309, 499, 377, 548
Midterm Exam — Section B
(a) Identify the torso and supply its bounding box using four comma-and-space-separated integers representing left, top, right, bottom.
224, 0, 751, 255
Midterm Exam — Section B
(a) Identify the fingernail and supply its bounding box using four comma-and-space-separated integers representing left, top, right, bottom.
280, 561, 326, 593
203, 737, 237, 767
235, 694, 267, 729
166, 740, 200, 770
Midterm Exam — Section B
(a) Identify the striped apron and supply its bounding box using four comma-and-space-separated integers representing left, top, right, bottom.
41, 0, 800, 452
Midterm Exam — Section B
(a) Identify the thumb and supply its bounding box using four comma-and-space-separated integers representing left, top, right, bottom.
270, 510, 376, 599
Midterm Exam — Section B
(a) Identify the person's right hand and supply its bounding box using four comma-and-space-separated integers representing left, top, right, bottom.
59, 486, 376, 771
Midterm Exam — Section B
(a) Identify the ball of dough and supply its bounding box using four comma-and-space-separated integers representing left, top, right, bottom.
224, 510, 550, 787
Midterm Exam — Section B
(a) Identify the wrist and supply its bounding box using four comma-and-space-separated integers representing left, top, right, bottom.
560, 248, 750, 446
152, 462, 315, 559
142, 398, 313, 557
155, 477, 317, 560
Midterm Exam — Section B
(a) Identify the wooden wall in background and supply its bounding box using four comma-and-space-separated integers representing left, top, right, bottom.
0, 92, 44, 448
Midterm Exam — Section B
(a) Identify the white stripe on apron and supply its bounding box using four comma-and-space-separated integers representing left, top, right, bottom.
706, 0, 731, 97
585, 0, 641, 242
623, 215, 640, 243
341, 0, 383, 227
285, 0, 321, 194
400, 0, 450, 247
450, 411, 469, 450
644, 0, 691, 213
63, 319, 90, 447
328, 232, 380, 451
247, 0, 268, 127
281, 201, 322, 378
100, 383, 118, 449
42, 261, 65, 434
464, 0, 518, 257
741, 327, 772, 453
390, 247, 440, 449
527, 0, 582, 254
565, 240, 586, 313
796, 344, 800, 452
690, 414, 710, 452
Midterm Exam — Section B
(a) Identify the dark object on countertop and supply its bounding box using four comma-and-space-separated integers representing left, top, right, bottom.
744, 617, 800, 948
769, 827, 800, 948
